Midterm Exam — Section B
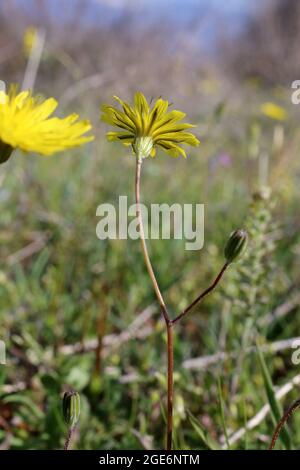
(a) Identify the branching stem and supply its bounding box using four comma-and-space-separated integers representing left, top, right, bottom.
135, 156, 228, 451
172, 262, 229, 325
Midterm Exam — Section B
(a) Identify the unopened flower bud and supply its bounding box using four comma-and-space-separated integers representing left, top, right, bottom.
224, 229, 248, 263
62, 390, 80, 428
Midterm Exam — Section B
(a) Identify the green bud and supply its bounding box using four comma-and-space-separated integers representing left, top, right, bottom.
224, 229, 248, 263
62, 390, 80, 428
133, 136, 154, 159
0, 141, 14, 164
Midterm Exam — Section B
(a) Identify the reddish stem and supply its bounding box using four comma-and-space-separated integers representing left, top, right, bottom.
172, 262, 229, 325
269, 399, 300, 450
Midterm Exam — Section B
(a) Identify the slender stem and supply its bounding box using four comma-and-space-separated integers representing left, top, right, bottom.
166, 323, 174, 451
135, 156, 173, 450
171, 262, 229, 325
269, 398, 300, 450
64, 425, 75, 450
135, 157, 170, 325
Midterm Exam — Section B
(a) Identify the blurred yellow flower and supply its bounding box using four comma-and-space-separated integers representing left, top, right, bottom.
101, 91, 200, 158
260, 102, 287, 121
0, 87, 94, 164
23, 27, 38, 56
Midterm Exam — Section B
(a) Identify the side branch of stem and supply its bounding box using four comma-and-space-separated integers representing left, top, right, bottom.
171, 262, 229, 325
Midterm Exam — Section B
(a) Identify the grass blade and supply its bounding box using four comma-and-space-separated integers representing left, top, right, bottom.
217, 377, 230, 450
256, 343, 292, 449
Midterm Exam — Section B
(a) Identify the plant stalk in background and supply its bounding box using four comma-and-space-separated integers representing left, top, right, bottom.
102, 92, 248, 450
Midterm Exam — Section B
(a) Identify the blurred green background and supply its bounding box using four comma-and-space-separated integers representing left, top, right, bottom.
0, 0, 300, 450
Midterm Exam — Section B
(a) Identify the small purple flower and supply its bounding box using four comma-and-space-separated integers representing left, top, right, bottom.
210, 152, 232, 171
218, 153, 232, 167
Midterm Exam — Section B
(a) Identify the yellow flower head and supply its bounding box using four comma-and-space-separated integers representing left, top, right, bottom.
23, 27, 38, 56
260, 102, 287, 121
0, 86, 94, 164
101, 91, 200, 159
